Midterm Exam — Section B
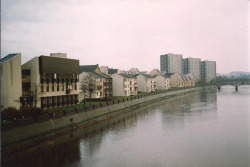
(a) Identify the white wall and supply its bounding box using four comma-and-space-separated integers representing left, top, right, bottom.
1, 54, 22, 108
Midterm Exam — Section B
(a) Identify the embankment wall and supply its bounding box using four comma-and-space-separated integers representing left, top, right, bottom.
2, 86, 215, 149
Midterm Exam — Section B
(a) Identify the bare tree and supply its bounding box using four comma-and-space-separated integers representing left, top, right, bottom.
30, 83, 42, 107
80, 75, 96, 99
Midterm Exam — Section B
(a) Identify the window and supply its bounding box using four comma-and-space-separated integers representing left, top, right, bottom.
100, 92, 102, 97
41, 85, 44, 92
62, 84, 64, 91
46, 84, 49, 92
52, 84, 54, 92
75, 84, 77, 90
57, 84, 59, 91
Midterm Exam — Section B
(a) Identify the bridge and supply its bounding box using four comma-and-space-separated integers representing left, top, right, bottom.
215, 79, 250, 91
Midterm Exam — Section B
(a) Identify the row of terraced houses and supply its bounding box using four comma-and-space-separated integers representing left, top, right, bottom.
1, 53, 215, 109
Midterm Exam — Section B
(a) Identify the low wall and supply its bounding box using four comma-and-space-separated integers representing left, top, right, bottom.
1, 86, 215, 149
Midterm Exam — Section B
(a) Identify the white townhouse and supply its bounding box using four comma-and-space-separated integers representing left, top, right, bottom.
166, 73, 184, 88
111, 73, 138, 96
154, 75, 171, 90
166, 73, 194, 88
137, 74, 156, 92
185, 73, 196, 86
79, 72, 112, 99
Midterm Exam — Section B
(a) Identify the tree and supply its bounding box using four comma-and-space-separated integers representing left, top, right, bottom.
80, 75, 96, 99
30, 83, 42, 107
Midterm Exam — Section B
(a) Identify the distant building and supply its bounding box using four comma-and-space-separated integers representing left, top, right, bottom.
111, 73, 138, 96
183, 57, 201, 81
201, 60, 216, 83
137, 74, 156, 92
21, 53, 80, 108
0, 53, 22, 109
160, 53, 183, 74
154, 75, 171, 90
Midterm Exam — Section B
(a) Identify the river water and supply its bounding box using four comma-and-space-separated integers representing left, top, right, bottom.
3, 86, 250, 167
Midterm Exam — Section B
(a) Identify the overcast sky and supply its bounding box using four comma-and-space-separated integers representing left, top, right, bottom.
1, 0, 249, 74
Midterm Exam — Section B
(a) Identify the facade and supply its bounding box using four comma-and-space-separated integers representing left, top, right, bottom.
79, 72, 112, 99
154, 75, 171, 90
149, 69, 161, 76
183, 57, 201, 81
160, 53, 183, 74
137, 74, 156, 92
0, 53, 22, 109
21, 53, 80, 108
111, 73, 138, 96
201, 60, 216, 83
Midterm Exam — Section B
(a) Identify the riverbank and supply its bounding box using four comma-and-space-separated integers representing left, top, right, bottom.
1, 86, 215, 151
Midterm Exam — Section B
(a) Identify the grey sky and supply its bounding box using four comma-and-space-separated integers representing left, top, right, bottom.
1, 0, 249, 74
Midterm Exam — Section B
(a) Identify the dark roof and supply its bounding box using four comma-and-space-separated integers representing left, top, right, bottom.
39, 56, 79, 74
80, 65, 98, 73
86, 72, 111, 79
165, 73, 175, 78
119, 73, 136, 78
0, 53, 20, 63
108, 69, 118, 74
157, 74, 169, 78
140, 74, 154, 78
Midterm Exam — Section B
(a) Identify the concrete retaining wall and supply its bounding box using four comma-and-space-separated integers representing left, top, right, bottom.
2, 86, 214, 149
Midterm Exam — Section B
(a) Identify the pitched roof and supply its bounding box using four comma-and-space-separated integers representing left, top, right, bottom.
108, 68, 118, 74
139, 74, 154, 78
165, 73, 175, 78
80, 65, 98, 73
119, 73, 136, 78
0, 53, 20, 63
156, 74, 169, 78
86, 72, 111, 79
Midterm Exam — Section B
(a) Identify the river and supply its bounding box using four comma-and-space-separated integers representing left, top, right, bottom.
2, 86, 250, 167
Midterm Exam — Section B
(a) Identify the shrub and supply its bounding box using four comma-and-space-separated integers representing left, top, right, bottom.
86, 97, 113, 102
20, 107, 45, 120
1, 107, 22, 121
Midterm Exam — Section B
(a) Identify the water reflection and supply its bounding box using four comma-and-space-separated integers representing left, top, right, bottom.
3, 87, 249, 167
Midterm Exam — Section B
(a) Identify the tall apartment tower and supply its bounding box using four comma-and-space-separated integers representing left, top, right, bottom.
160, 53, 183, 73
183, 57, 201, 81
201, 60, 216, 83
